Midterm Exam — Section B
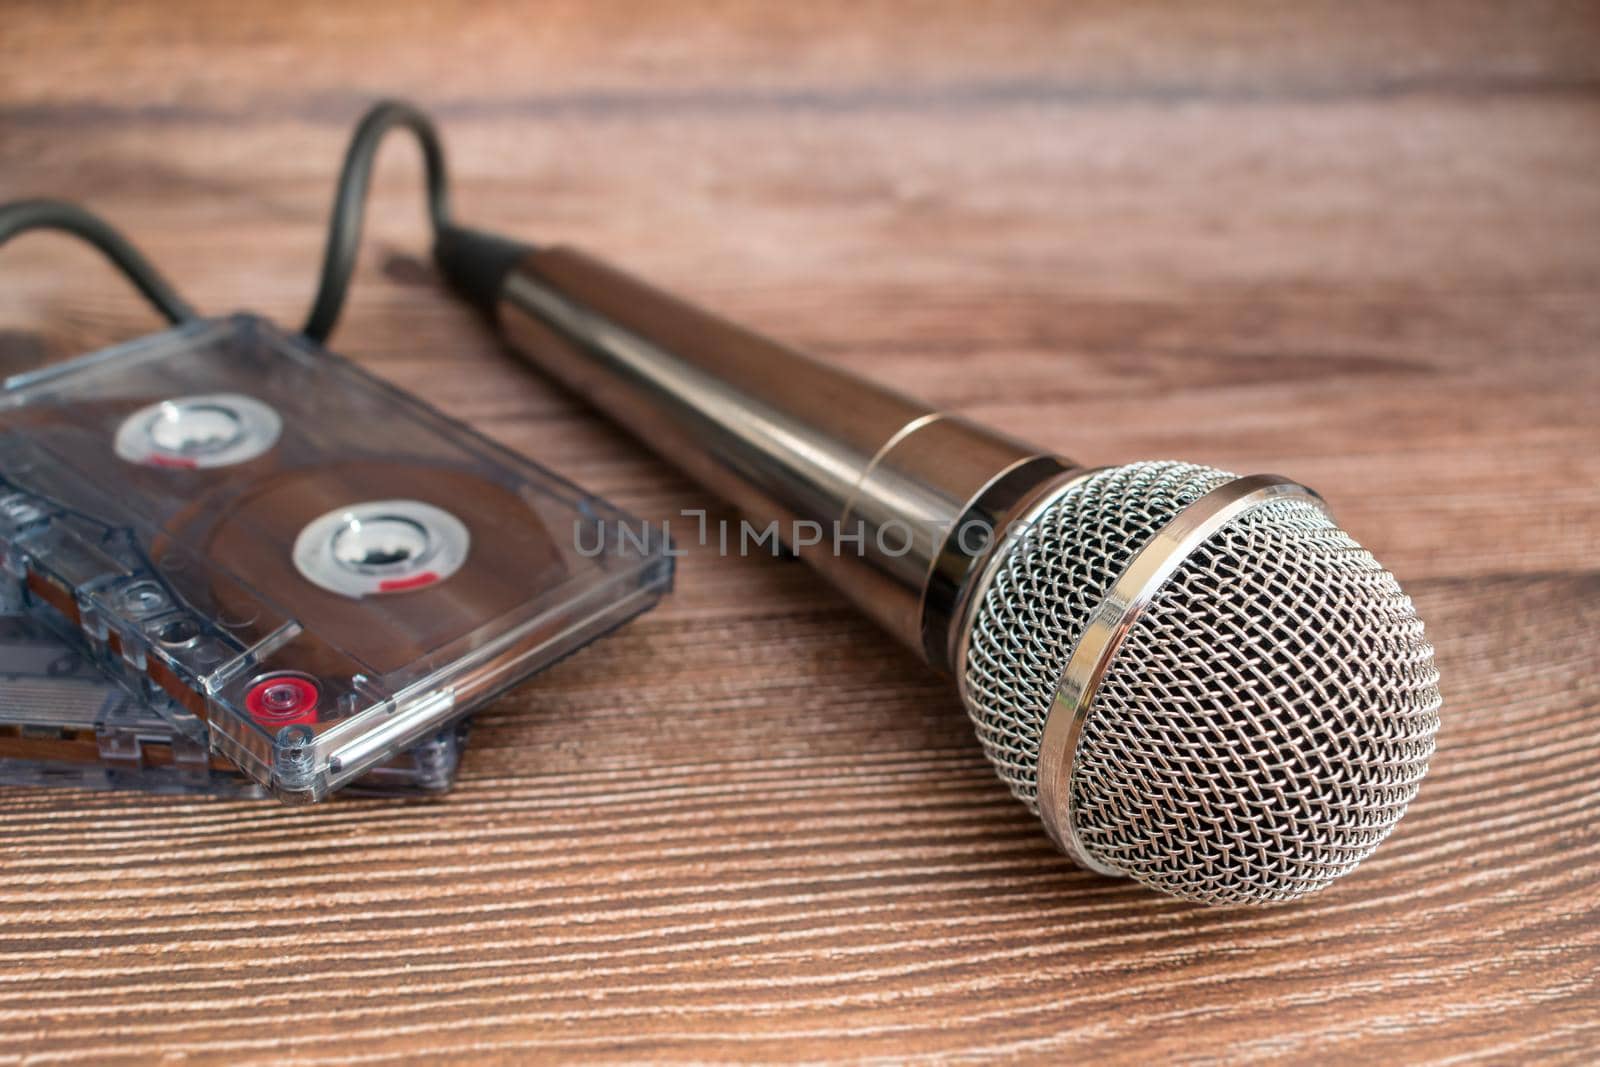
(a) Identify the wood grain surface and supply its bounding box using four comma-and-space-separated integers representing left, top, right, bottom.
2, 2, 1598, 1063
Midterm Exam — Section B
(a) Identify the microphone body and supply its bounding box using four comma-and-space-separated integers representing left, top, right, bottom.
435, 227, 1442, 906
494, 245, 1074, 672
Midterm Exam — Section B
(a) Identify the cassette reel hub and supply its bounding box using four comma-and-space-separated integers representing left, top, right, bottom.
115, 392, 281, 469
293, 500, 469, 597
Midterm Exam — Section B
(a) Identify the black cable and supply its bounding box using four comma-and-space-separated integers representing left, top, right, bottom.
301, 99, 452, 343
1, 101, 452, 342
0, 198, 198, 325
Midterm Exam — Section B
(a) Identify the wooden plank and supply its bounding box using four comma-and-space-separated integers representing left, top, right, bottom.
0, 2, 1596, 1061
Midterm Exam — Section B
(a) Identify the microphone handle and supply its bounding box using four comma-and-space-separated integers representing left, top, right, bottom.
444, 234, 1078, 672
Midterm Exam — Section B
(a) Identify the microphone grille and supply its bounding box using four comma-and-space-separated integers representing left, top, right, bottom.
962, 461, 1440, 904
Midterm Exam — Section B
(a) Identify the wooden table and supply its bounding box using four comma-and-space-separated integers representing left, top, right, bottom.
2, 3, 1597, 1062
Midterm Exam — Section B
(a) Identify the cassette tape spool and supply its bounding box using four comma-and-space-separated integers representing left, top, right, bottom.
113, 393, 282, 469
0, 608, 470, 798
0, 315, 672, 801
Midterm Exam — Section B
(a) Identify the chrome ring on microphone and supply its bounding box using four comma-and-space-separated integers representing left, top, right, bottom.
946, 466, 1099, 680
1032, 474, 1328, 874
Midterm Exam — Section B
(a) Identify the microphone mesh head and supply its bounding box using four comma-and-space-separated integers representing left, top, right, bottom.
962, 461, 1440, 905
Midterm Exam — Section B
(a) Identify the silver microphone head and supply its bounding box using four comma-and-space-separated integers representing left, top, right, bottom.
959, 461, 1441, 905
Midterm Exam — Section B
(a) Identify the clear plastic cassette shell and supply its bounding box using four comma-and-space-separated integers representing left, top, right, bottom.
0, 314, 672, 801
0, 607, 469, 798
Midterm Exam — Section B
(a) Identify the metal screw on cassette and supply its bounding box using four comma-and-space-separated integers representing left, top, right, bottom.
115, 393, 281, 469
292, 499, 469, 598
271, 724, 319, 797
274, 724, 314, 757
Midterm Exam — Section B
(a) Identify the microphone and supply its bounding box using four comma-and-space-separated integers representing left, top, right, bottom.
434, 227, 1442, 905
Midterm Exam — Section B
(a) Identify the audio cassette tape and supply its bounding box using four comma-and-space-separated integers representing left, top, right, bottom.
0, 314, 672, 801
0, 607, 470, 797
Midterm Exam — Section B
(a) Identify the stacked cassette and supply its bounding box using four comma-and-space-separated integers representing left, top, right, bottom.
0, 606, 468, 797
0, 314, 672, 801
